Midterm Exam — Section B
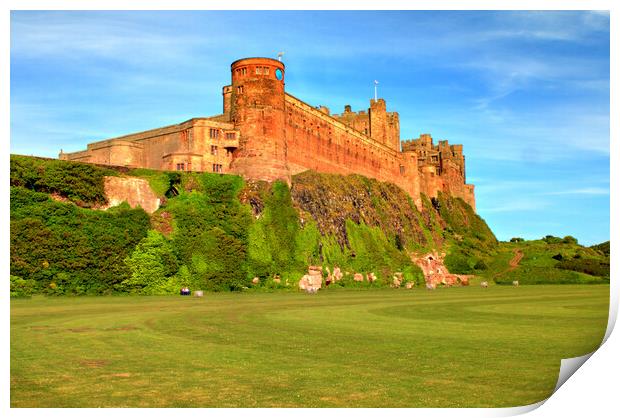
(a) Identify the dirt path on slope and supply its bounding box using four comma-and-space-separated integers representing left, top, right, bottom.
493, 248, 523, 280
508, 249, 524, 270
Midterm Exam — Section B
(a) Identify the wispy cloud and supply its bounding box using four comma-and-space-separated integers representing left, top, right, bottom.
481, 198, 551, 214
543, 187, 609, 196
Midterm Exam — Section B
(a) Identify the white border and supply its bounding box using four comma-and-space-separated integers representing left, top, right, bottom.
2, 2, 616, 417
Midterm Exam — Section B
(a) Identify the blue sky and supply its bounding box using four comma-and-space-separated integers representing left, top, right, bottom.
10, 10, 610, 245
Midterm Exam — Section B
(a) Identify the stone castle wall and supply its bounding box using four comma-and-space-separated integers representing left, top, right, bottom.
61, 118, 238, 173
283, 94, 421, 203
59, 57, 476, 211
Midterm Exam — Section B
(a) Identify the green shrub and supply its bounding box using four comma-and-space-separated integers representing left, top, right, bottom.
10, 187, 150, 294
562, 236, 579, 245
542, 235, 563, 244
10, 155, 117, 207
120, 230, 180, 295
445, 251, 472, 274
10, 275, 36, 298
166, 173, 252, 292
247, 181, 303, 279
473, 259, 488, 270
555, 258, 610, 278
590, 241, 610, 257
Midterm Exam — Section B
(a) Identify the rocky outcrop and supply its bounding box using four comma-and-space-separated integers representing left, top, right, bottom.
412, 252, 470, 288
103, 176, 160, 214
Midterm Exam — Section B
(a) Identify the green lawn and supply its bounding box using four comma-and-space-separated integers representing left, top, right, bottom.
11, 285, 609, 408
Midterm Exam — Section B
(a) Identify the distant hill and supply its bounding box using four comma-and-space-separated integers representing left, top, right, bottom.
590, 241, 610, 257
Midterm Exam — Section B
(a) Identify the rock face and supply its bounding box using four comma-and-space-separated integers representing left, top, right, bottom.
412, 252, 469, 288
103, 176, 160, 214
298, 266, 323, 292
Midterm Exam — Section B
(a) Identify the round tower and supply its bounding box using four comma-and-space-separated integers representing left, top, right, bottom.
228, 57, 290, 183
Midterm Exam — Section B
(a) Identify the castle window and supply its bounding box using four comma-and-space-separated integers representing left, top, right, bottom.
400, 165, 405, 175
255, 67, 262, 75
225, 132, 236, 140
237, 85, 244, 94
212, 164, 223, 173
211, 145, 218, 156
209, 128, 220, 139
176, 163, 185, 171
263, 67, 270, 75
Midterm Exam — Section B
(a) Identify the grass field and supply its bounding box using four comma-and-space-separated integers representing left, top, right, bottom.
11, 285, 609, 408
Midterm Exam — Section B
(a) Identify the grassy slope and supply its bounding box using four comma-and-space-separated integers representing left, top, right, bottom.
11, 286, 608, 407
477, 240, 610, 285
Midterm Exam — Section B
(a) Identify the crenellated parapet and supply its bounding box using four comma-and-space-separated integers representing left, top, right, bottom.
401, 134, 474, 210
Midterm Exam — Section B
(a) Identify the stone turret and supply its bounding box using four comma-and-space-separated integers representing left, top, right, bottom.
228, 57, 290, 183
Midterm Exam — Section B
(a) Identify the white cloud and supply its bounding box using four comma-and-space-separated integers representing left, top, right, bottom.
480, 197, 551, 214
543, 187, 609, 196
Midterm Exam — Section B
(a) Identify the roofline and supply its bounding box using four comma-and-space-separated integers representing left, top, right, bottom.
231, 57, 285, 69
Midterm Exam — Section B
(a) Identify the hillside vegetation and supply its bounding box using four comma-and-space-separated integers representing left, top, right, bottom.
476, 236, 610, 285
10, 155, 502, 296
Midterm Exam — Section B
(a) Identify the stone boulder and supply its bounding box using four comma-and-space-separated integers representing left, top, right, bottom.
457, 275, 470, 286
405, 282, 415, 289
412, 252, 473, 289
443, 274, 458, 287
252, 277, 260, 285
367, 272, 377, 283
353, 273, 364, 282
392, 274, 402, 288
298, 266, 323, 292
332, 267, 343, 282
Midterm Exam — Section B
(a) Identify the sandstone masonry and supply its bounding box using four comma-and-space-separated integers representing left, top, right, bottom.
59, 57, 475, 211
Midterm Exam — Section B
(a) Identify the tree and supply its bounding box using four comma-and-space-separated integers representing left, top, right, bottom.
120, 230, 179, 294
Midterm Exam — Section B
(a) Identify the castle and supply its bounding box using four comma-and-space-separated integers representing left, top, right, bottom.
59, 57, 475, 211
